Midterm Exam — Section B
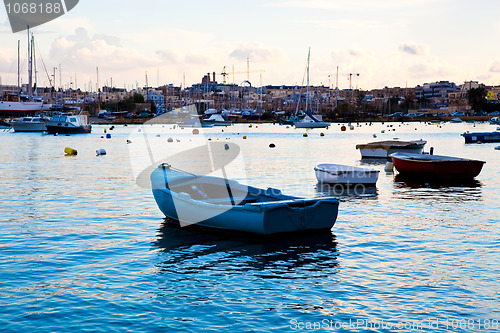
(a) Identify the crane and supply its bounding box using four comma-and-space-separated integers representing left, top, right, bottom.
219, 59, 265, 84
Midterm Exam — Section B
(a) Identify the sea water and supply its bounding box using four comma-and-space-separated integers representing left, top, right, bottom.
0, 122, 498, 332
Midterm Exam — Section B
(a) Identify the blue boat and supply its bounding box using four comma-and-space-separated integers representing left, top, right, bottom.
462, 131, 500, 143
150, 163, 339, 235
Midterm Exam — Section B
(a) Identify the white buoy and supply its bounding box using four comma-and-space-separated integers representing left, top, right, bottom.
96, 148, 107, 156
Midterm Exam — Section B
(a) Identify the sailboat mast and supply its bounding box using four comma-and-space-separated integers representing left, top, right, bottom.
32, 34, 37, 96
17, 40, 20, 92
306, 47, 310, 111
27, 27, 33, 100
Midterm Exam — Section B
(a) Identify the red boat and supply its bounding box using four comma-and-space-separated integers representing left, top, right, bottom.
390, 153, 485, 180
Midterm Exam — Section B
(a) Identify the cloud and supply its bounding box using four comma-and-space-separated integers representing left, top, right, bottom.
489, 60, 500, 72
399, 42, 429, 56
266, 0, 434, 10
48, 27, 156, 72
229, 43, 285, 62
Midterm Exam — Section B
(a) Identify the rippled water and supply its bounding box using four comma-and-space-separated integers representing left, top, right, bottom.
0, 122, 499, 332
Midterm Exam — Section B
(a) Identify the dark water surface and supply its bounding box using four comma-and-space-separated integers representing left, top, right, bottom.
0, 122, 498, 332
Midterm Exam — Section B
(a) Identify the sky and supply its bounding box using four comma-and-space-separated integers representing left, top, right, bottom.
1, 0, 500, 91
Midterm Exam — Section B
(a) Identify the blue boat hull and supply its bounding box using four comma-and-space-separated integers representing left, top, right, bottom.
151, 165, 339, 235
462, 132, 500, 143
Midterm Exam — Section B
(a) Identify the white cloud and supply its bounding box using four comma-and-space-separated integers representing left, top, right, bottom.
489, 60, 500, 73
266, 0, 434, 10
229, 43, 285, 62
399, 42, 430, 56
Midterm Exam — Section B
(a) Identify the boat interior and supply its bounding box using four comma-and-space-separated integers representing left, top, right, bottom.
165, 174, 313, 206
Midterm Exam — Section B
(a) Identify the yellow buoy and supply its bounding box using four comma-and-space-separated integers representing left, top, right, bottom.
320, 132, 324, 137
303, 133, 308, 137
64, 147, 78, 155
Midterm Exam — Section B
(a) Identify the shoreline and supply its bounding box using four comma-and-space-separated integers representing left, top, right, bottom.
90, 115, 493, 125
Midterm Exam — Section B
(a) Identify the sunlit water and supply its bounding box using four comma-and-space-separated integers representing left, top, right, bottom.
0, 121, 498, 332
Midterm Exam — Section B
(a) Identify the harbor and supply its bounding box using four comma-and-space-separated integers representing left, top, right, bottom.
1, 121, 499, 331
1, 1, 500, 331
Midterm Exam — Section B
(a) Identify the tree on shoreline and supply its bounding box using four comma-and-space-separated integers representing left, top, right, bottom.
467, 87, 487, 113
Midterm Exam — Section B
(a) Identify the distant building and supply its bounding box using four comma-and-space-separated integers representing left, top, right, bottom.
415, 81, 457, 100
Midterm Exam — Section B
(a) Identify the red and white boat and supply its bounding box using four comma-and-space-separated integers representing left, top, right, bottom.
390, 153, 485, 180
356, 140, 426, 158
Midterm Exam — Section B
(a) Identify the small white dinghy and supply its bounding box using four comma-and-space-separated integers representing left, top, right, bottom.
314, 164, 380, 185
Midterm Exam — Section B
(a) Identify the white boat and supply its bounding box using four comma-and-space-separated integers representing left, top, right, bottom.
0, 97, 43, 114
356, 140, 427, 158
295, 114, 330, 128
0, 30, 43, 115
45, 113, 91, 134
293, 49, 330, 129
314, 164, 379, 185
10, 116, 47, 132
204, 114, 232, 126
150, 162, 339, 235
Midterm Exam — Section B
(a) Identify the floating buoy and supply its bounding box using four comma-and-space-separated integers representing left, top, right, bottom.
385, 162, 394, 172
167, 137, 173, 143
176, 139, 180, 142
106, 134, 111, 139
64, 147, 77, 156
243, 136, 247, 139
373, 134, 377, 138
381, 130, 385, 133
269, 143, 276, 148
96, 148, 107, 156
303, 133, 308, 137
192, 129, 199, 135
341, 125, 346, 131
101, 136, 104, 138
110, 126, 115, 130
104, 129, 107, 133
224, 144, 230, 150
127, 140, 132, 144
320, 132, 324, 137
249, 124, 253, 128
156, 134, 161, 137
349, 125, 354, 130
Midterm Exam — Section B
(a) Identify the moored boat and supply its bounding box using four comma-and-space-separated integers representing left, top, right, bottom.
356, 140, 427, 158
10, 116, 47, 132
204, 114, 232, 126
0, 120, 12, 130
390, 152, 485, 180
314, 163, 379, 185
178, 117, 214, 128
489, 117, 500, 125
462, 131, 500, 143
150, 163, 339, 235
45, 113, 91, 134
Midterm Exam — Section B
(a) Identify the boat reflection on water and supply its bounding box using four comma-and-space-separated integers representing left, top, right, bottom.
393, 174, 482, 189
359, 157, 390, 165
152, 218, 339, 273
393, 174, 483, 202
315, 182, 378, 201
